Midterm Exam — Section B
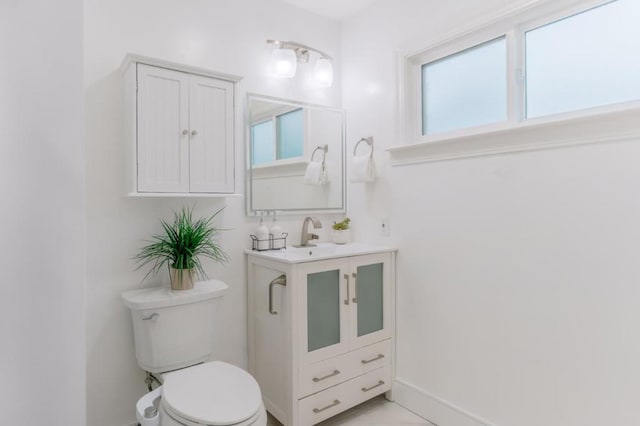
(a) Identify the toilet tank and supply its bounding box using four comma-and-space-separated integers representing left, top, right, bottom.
122, 280, 228, 373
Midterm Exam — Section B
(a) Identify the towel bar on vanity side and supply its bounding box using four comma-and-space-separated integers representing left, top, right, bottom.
268, 274, 287, 315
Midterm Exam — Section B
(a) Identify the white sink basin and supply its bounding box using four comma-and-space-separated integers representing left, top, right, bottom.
246, 242, 396, 264
286, 243, 337, 258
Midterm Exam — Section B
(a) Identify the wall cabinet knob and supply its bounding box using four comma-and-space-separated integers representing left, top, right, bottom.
191, 130, 198, 136
182, 129, 189, 135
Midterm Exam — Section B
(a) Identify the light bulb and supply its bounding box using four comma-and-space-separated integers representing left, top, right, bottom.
270, 48, 297, 78
314, 57, 334, 88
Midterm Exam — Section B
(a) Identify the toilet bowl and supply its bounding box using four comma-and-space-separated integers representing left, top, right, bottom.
137, 361, 267, 426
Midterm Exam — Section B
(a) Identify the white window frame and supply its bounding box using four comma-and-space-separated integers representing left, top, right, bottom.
250, 106, 309, 169
393, 0, 640, 165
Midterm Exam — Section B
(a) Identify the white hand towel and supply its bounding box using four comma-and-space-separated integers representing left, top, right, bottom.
350, 154, 375, 183
304, 161, 328, 185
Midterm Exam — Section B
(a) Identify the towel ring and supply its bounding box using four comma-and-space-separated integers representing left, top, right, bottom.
353, 137, 374, 158
311, 144, 328, 163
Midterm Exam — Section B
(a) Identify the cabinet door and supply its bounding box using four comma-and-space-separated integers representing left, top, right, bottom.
298, 259, 350, 365
188, 75, 234, 193
348, 253, 392, 350
136, 64, 189, 192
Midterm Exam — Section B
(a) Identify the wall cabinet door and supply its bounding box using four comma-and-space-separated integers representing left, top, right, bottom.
348, 253, 392, 350
298, 259, 351, 365
188, 74, 234, 193
137, 64, 190, 192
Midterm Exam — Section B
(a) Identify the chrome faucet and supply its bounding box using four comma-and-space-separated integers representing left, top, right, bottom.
298, 216, 322, 247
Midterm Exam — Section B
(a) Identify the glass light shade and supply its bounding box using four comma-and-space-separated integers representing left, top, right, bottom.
270, 48, 297, 78
314, 57, 334, 88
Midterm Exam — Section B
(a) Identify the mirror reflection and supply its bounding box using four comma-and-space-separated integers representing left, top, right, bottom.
247, 94, 345, 213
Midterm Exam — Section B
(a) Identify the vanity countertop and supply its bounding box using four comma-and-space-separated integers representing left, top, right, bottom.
244, 242, 397, 264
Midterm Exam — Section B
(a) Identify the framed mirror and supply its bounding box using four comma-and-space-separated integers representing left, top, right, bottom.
246, 94, 345, 214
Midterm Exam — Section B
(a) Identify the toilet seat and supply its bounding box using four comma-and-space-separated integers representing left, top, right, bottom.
162, 361, 263, 426
161, 403, 265, 426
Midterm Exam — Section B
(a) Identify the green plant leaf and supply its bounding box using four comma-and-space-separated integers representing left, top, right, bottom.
135, 206, 228, 282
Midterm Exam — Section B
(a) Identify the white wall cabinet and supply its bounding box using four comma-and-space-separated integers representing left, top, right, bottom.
122, 54, 242, 196
247, 247, 395, 426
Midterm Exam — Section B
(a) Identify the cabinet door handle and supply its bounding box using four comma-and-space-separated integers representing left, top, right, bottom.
191, 130, 198, 136
351, 272, 358, 303
361, 380, 385, 392
182, 129, 189, 135
343, 274, 350, 305
142, 313, 159, 321
312, 399, 340, 413
312, 369, 340, 382
361, 354, 384, 364
268, 274, 286, 315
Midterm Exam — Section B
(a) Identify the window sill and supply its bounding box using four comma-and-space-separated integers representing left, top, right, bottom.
250, 159, 308, 179
388, 104, 640, 166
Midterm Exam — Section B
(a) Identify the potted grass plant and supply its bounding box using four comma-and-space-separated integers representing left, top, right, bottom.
135, 206, 228, 291
331, 217, 351, 244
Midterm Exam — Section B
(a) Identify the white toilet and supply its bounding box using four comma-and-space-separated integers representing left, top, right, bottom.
122, 280, 267, 426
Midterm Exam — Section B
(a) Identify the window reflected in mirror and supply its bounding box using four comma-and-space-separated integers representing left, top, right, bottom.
247, 94, 345, 214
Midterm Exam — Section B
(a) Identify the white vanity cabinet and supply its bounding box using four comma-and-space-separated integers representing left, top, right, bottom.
122, 54, 242, 195
246, 245, 396, 426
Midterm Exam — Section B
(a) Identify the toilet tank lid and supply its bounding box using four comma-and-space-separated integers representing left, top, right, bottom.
122, 280, 228, 310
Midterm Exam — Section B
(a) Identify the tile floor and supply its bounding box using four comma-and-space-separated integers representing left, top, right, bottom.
266, 396, 433, 426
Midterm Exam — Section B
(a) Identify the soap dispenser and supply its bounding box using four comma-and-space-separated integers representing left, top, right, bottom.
269, 211, 283, 249
255, 211, 269, 250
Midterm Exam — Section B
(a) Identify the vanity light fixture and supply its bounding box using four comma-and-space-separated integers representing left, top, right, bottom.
267, 39, 334, 87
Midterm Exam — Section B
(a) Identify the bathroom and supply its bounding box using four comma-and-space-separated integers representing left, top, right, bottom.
2, 0, 640, 425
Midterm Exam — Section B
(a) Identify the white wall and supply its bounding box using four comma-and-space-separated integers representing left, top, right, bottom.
343, 1, 640, 425
84, 1, 342, 425
0, 0, 86, 425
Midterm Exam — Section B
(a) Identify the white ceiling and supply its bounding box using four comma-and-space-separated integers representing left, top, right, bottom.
279, 0, 378, 20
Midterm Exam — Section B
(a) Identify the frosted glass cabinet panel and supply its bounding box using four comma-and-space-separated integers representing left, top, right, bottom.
299, 259, 350, 365
356, 263, 383, 337
307, 270, 342, 352
349, 253, 391, 350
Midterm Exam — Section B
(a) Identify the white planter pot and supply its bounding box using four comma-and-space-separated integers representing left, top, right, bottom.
332, 229, 351, 245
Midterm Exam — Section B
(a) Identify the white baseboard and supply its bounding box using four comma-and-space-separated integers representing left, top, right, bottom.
393, 379, 498, 426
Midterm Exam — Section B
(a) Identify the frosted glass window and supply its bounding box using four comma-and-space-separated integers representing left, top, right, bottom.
250, 121, 274, 166
276, 108, 304, 159
526, 0, 640, 118
422, 37, 507, 135
356, 263, 384, 337
307, 270, 341, 352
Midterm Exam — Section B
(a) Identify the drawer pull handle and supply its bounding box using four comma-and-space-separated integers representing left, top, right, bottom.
312, 369, 340, 382
361, 380, 385, 392
313, 399, 340, 413
361, 354, 384, 364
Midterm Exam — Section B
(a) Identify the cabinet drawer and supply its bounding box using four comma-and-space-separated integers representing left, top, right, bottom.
298, 365, 391, 426
298, 339, 391, 397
